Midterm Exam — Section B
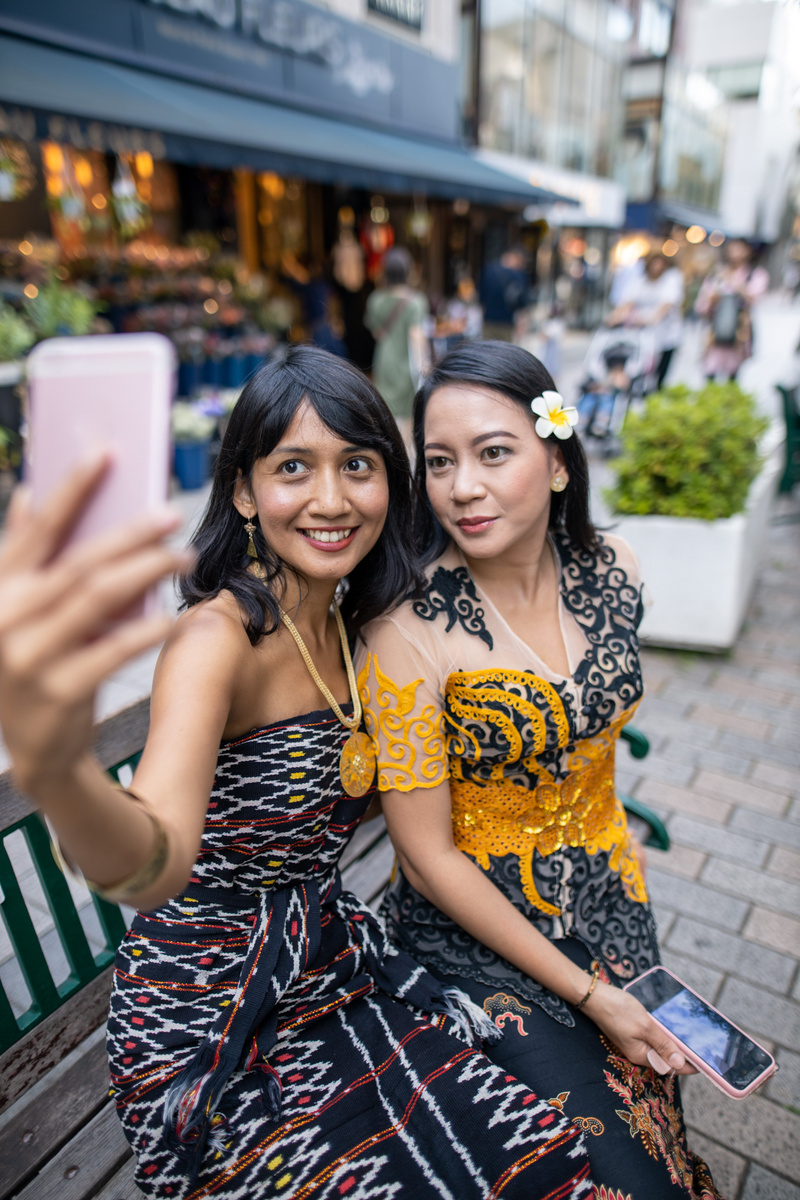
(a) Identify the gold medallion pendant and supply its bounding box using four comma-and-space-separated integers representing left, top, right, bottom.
340, 731, 377, 798
278, 602, 377, 800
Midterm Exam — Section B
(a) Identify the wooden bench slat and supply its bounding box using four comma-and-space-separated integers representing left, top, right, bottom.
0, 1036, 110, 1199
341, 831, 395, 907
0, 969, 113, 1116
92, 1158, 143, 1200
13, 1102, 131, 1200
338, 814, 387, 871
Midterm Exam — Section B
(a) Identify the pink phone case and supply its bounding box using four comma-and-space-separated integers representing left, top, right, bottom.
624, 966, 777, 1099
27, 333, 174, 614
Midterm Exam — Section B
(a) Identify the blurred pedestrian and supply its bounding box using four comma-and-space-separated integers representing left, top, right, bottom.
364, 247, 429, 442
280, 252, 347, 358
539, 304, 566, 379
695, 239, 768, 381
609, 252, 684, 390
479, 247, 530, 342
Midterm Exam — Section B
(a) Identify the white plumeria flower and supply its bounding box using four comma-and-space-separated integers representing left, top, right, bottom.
530, 390, 579, 440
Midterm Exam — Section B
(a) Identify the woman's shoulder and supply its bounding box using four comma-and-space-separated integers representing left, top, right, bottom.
150, 592, 256, 717
161, 592, 252, 672
360, 546, 473, 643
555, 530, 643, 587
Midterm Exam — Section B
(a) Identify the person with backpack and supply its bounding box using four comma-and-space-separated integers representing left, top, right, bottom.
695, 239, 768, 381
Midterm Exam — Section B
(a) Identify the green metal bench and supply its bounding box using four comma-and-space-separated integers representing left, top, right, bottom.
776, 383, 800, 494
0, 701, 149, 1200
620, 726, 670, 851
0, 754, 138, 1057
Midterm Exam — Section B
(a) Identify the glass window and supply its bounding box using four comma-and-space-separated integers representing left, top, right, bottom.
479, 0, 625, 177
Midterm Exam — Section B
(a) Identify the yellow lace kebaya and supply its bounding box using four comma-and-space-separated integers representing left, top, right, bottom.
356, 531, 658, 1026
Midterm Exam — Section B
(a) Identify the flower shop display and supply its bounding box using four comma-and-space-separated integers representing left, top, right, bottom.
24, 279, 97, 341
171, 401, 218, 490
0, 302, 34, 483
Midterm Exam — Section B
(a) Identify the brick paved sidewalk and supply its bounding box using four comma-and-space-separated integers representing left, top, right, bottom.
621, 493, 800, 1200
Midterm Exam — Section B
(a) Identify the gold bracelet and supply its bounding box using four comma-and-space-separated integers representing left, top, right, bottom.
574, 960, 601, 1010
84, 791, 170, 904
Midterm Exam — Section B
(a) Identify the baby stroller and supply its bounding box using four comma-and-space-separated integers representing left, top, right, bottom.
577, 325, 656, 450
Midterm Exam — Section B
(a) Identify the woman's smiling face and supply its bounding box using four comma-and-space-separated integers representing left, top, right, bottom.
423, 384, 567, 561
234, 399, 389, 584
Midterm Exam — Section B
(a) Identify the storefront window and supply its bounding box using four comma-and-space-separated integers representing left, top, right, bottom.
479, 0, 626, 178
659, 68, 726, 211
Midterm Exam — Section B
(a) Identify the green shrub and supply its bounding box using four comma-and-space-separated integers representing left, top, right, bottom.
24, 279, 97, 340
606, 382, 769, 520
0, 302, 34, 362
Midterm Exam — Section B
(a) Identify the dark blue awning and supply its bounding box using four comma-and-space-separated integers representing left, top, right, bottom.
0, 36, 568, 207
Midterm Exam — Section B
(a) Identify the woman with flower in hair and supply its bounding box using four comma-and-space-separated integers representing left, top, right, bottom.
358, 340, 722, 1198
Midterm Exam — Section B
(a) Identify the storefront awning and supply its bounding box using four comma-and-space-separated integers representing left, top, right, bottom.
0, 36, 567, 208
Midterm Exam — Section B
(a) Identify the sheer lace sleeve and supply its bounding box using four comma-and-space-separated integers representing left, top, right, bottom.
356, 612, 449, 793
602, 533, 649, 622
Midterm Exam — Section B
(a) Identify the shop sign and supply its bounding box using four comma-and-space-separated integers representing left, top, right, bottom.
0, 105, 167, 160
367, 0, 423, 32
145, 0, 394, 96
0, 106, 36, 144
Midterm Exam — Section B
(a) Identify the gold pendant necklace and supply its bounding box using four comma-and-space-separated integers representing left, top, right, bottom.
279, 603, 377, 799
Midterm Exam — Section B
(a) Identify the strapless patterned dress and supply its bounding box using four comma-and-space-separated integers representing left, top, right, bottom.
107, 705, 592, 1199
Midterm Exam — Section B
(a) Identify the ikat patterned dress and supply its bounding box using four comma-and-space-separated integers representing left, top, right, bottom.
107, 705, 593, 1200
358, 533, 723, 1200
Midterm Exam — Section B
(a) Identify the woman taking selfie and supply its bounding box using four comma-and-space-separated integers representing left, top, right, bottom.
358, 341, 721, 1198
0, 346, 592, 1199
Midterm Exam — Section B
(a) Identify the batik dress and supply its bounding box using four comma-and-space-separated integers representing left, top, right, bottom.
107, 704, 593, 1200
358, 533, 722, 1200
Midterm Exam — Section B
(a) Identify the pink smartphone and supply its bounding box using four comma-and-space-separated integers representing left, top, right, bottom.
26, 333, 174, 613
624, 965, 777, 1099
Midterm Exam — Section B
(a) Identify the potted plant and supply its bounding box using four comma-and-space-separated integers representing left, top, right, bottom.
0, 302, 35, 482
605, 382, 782, 650
24, 279, 97, 341
171, 401, 218, 490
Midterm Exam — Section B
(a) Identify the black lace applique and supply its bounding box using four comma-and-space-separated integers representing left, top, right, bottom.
380, 869, 575, 1026
553, 532, 644, 739
413, 566, 493, 650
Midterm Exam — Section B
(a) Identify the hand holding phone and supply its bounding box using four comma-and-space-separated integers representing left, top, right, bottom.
27, 333, 173, 573
0, 334, 190, 797
624, 966, 777, 1099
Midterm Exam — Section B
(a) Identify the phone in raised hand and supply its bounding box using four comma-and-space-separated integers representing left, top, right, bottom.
624, 966, 777, 1099
26, 332, 174, 613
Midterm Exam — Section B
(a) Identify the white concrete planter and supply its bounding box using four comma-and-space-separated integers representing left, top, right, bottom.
611, 424, 784, 651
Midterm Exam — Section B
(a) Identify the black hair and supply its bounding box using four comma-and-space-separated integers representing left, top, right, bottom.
411, 340, 597, 562
180, 343, 419, 642
383, 247, 412, 286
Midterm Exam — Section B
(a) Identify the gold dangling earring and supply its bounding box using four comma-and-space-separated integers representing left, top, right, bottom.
550, 475, 568, 493
244, 518, 258, 558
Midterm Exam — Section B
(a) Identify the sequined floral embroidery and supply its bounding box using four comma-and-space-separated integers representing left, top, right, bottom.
358, 655, 447, 792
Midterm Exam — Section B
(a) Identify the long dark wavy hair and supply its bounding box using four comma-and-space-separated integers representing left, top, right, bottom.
180, 344, 419, 642
411, 340, 597, 562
